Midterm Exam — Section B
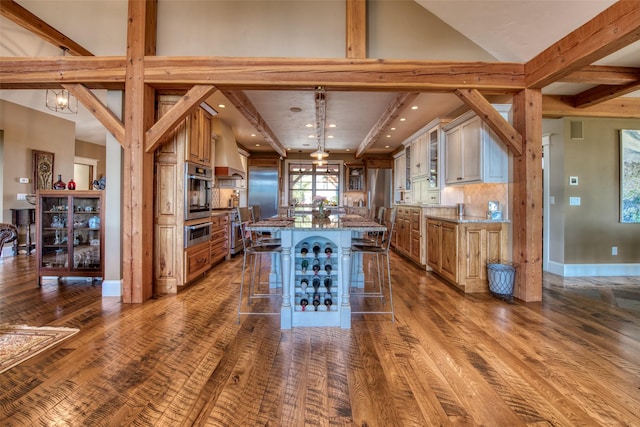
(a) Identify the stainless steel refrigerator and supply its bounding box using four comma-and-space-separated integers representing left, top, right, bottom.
367, 167, 393, 210
247, 165, 279, 219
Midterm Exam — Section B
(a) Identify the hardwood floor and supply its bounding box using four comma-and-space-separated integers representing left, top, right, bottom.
1, 253, 639, 426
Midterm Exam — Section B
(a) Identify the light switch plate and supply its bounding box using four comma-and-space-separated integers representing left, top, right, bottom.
569, 197, 581, 206
19, 177, 30, 184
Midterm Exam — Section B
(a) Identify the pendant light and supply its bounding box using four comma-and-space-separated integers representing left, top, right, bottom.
45, 47, 78, 114
310, 87, 328, 160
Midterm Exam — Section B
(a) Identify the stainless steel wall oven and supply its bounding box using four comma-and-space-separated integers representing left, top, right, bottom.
185, 162, 212, 220
184, 221, 212, 248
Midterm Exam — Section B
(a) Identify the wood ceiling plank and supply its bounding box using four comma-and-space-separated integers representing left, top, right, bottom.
454, 88, 523, 156
145, 84, 216, 153
0, 0, 93, 56
355, 92, 418, 158
526, 1, 640, 88
542, 94, 640, 118
62, 83, 125, 145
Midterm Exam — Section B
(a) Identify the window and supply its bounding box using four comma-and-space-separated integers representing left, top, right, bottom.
289, 161, 340, 206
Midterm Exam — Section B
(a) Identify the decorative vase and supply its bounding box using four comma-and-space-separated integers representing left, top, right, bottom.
67, 178, 76, 190
318, 203, 325, 218
53, 174, 66, 190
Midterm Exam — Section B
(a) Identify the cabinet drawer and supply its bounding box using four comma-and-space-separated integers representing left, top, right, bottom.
185, 242, 210, 282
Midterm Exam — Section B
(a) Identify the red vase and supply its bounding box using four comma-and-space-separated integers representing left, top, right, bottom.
67, 179, 76, 190
53, 174, 66, 190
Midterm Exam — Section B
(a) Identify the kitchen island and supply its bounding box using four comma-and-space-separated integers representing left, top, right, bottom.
247, 214, 386, 329
426, 214, 509, 293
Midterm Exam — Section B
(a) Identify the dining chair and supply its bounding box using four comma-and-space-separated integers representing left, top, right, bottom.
349, 207, 397, 321
0, 223, 18, 255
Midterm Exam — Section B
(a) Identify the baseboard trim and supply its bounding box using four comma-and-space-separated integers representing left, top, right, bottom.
102, 279, 122, 297
546, 261, 640, 277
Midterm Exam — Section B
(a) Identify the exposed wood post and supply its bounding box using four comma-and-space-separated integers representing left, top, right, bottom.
346, 0, 366, 59
122, 0, 157, 303
511, 89, 543, 302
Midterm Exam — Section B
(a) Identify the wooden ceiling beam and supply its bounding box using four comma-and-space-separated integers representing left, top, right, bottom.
346, 0, 366, 59
222, 89, 288, 157
145, 84, 217, 153
573, 80, 640, 108
542, 94, 640, 119
355, 92, 418, 158
454, 88, 523, 156
0, 0, 93, 56
526, 1, 640, 88
62, 83, 125, 145
0, 57, 525, 91
561, 65, 640, 85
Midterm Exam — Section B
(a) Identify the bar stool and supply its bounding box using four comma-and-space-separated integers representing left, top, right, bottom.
350, 207, 397, 321
237, 211, 282, 321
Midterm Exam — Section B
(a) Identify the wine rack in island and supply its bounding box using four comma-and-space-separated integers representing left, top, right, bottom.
36, 190, 104, 285
294, 237, 339, 316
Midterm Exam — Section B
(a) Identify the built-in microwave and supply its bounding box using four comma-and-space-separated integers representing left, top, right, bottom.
185, 162, 212, 220
184, 221, 212, 248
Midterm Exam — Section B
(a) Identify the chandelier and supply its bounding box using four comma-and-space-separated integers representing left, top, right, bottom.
310, 86, 328, 160
45, 47, 78, 114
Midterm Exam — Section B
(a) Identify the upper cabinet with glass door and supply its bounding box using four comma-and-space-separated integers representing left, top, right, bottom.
345, 164, 365, 192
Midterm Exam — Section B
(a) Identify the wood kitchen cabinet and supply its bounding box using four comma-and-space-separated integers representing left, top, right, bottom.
187, 107, 212, 167
427, 217, 508, 293
185, 241, 210, 283
345, 164, 365, 192
36, 190, 104, 285
210, 212, 229, 265
393, 206, 423, 266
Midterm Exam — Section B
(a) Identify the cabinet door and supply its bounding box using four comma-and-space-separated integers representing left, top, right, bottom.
428, 128, 439, 189
445, 127, 463, 184
440, 222, 458, 283
460, 117, 482, 182
426, 220, 440, 270
410, 209, 421, 263
200, 109, 212, 166
394, 155, 405, 191
187, 110, 201, 164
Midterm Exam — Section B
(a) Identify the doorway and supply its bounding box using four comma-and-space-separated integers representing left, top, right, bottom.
73, 156, 98, 190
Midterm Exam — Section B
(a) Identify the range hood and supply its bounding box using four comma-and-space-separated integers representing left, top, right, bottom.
212, 117, 246, 179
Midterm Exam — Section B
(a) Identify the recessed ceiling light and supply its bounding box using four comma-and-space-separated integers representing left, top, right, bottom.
218, 104, 226, 108
290, 107, 302, 113
256, 144, 260, 147
400, 118, 406, 122
328, 124, 336, 128
411, 105, 418, 110
251, 133, 256, 137
385, 145, 390, 148
345, 148, 350, 152
390, 127, 396, 131
305, 123, 313, 128
386, 134, 391, 138
308, 134, 315, 138
327, 135, 334, 139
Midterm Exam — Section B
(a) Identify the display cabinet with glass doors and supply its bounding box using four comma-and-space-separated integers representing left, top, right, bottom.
36, 190, 104, 285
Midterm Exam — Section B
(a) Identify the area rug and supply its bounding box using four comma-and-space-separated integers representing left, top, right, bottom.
0, 324, 79, 374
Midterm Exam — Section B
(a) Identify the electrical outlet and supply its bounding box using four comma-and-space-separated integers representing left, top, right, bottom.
16, 193, 27, 200
612, 246, 618, 256
19, 177, 30, 184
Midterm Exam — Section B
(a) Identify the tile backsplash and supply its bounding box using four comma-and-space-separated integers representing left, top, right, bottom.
462, 183, 508, 218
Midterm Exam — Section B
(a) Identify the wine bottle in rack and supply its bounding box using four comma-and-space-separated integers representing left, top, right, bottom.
324, 243, 333, 258
300, 278, 308, 292
301, 243, 309, 257
324, 276, 332, 294
300, 298, 309, 311
312, 242, 321, 257
301, 259, 309, 274
312, 258, 320, 267
324, 263, 332, 274
324, 297, 333, 308
312, 293, 321, 311
312, 277, 321, 292
312, 264, 320, 275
